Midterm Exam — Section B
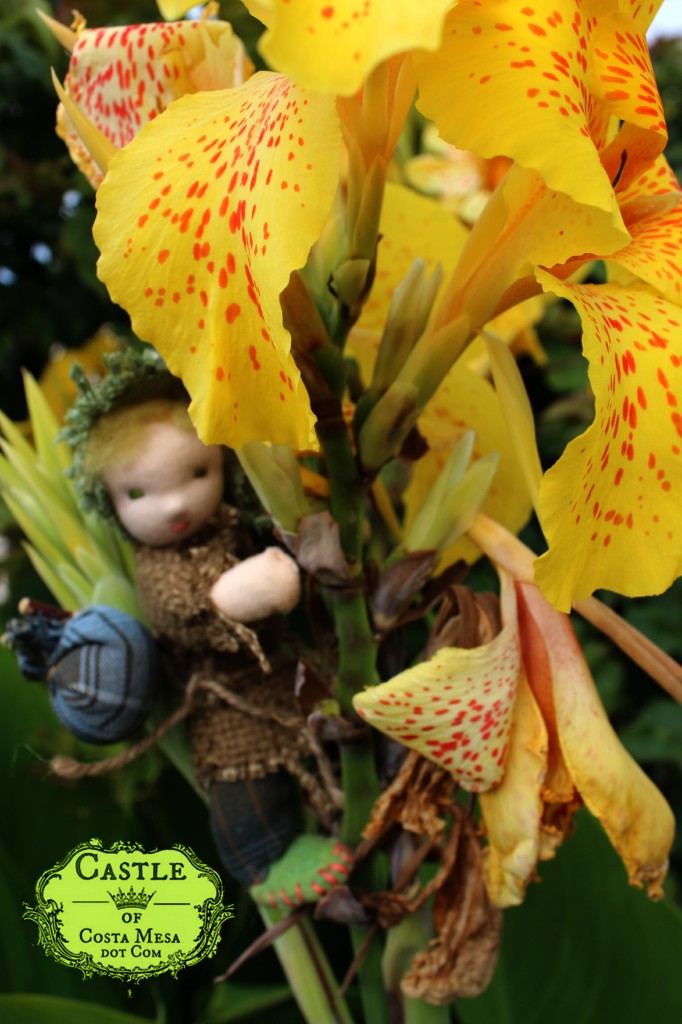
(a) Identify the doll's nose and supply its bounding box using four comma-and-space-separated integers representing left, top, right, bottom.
164, 491, 190, 521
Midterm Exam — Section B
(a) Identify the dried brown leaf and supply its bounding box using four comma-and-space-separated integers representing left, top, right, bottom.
363, 752, 453, 843
296, 512, 353, 585
401, 815, 502, 1004
372, 551, 437, 630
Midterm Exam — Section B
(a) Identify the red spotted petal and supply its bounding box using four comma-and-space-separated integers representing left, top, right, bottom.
620, 0, 664, 31
609, 156, 682, 305
479, 671, 548, 907
94, 72, 341, 450
534, 273, 682, 609
242, 0, 453, 96
353, 573, 521, 792
414, 1, 666, 224
57, 20, 252, 186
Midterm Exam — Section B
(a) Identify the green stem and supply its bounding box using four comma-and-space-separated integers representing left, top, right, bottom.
384, 910, 450, 1024
340, 741, 379, 846
313, 343, 391, 1022
334, 592, 377, 714
260, 908, 354, 1024
315, 414, 365, 562
350, 925, 389, 1024
405, 999, 451, 1024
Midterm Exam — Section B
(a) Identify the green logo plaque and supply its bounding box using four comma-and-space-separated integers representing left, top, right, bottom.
24, 839, 233, 981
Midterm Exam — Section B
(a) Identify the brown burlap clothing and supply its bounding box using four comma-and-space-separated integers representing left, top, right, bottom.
187, 657, 313, 787
134, 503, 313, 787
136, 503, 246, 656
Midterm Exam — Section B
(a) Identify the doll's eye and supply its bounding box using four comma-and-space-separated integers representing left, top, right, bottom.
193, 466, 208, 479
128, 487, 145, 500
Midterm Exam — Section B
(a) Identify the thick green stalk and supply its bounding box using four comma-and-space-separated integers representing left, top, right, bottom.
340, 741, 378, 845
260, 908, 354, 1024
405, 998, 451, 1024
313, 417, 380, 837
350, 925, 389, 1024
315, 414, 366, 563
334, 592, 376, 715
384, 911, 450, 1024
314, 371, 387, 1022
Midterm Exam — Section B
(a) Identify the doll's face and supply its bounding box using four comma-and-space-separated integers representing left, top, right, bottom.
102, 421, 224, 547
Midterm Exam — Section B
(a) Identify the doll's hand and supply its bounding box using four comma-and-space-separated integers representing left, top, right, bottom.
210, 548, 301, 622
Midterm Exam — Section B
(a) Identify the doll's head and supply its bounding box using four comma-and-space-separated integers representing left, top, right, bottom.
84, 399, 223, 546
64, 350, 224, 546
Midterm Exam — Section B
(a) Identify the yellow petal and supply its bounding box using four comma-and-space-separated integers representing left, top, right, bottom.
94, 73, 342, 449
404, 151, 486, 202
56, 20, 252, 187
518, 583, 674, 897
435, 164, 628, 333
180, 21, 255, 92
405, 361, 532, 566
484, 332, 543, 509
245, 0, 453, 96
353, 573, 521, 792
464, 297, 549, 376
240, 0, 274, 28
414, 1, 665, 226
356, 182, 468, 336
587, 12, 666, 181
534, 274, 682, 609
619, 0, 664, 31
36, 10, 76, 52
609, 156, 682, 305
515, 578, 579, 804
479, 672, 548, 908
156, 0, 200, 17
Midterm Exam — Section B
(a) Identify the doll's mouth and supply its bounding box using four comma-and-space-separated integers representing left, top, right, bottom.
170, 520, 191, 534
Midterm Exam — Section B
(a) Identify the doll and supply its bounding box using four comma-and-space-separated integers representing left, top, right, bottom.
81, 386, 318, 888
11, 353, 351, 903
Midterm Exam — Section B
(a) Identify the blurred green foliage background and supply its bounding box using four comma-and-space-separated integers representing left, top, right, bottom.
2, 1, 682, 1021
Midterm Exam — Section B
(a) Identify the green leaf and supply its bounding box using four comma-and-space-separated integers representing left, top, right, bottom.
23, 544, 83, 610
458, 811, 682, 1024
620, 699, 682, 771
23, 372, 71, 477
0, 412, 38, 467
91, 573, 147, 622
197, 983, 293, 1024
0, 995, 153, 1024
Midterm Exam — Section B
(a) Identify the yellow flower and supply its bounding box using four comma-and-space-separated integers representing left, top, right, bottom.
354, 564, 674, 907
388, 139, 678, 611
483, 578, 673, 907
82, 1, 682, 611
244, 0, 665, 227
414, 0, 666, 233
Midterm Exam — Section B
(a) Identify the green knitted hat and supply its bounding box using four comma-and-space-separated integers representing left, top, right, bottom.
60, 346, 188, 523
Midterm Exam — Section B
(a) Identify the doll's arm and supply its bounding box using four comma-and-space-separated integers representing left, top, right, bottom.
209, 547, 301, 623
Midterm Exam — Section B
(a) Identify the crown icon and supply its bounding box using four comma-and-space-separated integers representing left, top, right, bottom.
108, 886, 155, 911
